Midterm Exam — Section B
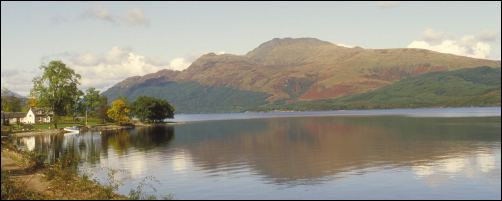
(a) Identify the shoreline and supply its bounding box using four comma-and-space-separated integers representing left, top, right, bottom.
1, 139, 127, 200
172, 106, 501, 123
6, 122, 185, 137
9, 129, 64, 137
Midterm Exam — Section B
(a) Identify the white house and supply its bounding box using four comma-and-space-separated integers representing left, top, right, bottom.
23, 109, 36, 124
1, 107, 52, 125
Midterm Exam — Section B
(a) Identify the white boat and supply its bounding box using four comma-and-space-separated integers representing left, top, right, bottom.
63, 126, 81, 133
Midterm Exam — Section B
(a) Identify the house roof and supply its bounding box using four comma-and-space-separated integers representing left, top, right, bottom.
30, 107, 54, 116
1, 111, 26, 118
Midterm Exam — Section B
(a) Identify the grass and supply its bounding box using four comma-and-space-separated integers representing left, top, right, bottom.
1, 170, 47, 200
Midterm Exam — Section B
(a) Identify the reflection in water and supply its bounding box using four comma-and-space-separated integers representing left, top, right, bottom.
410, 150, 501, 188
11, 116, 501, 199
478, 153, 497, 173
20, 137, 35, 151
171, 150, 192, 172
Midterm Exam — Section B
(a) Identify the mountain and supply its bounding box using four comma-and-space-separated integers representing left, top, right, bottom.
1, 88, 24, 98
102, 38, 501, 113
258, 66, 501, 111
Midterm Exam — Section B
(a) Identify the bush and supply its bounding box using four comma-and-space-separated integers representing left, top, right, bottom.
28, 152, 47, 170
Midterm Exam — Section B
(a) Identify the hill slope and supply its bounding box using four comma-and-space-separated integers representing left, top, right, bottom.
257, 67, 501, 111
1, 88, 24, 98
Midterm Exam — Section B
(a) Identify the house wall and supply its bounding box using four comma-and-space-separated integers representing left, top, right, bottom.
8, 118, 19, 124
23, 109, 35, 124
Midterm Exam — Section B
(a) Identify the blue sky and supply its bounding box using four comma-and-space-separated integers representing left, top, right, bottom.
1, 1, 501, 95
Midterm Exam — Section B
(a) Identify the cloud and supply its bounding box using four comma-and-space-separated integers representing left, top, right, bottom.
422, 28, 447, 44
169, 58, 191, 71
83, 5, 116, 24
2, 47, 196, 95
39, 47, 194, 91
377, 1, 399, 9
407, 28, 499, 59
0, 69, 38, 96
126, 8, 149, 26
81, 6, 149, 26
335, 43, 354, 48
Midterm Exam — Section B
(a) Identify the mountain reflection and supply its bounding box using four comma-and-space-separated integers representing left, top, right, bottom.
174, 116, 500, 183
12, 116, 500, 185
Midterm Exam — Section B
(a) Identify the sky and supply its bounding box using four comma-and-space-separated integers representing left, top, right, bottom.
1, 1, 501, 96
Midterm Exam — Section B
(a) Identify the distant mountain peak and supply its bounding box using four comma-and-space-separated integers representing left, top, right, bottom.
246, 37, 333, 57
1, 88, 24, 98
264, 37, 332, 46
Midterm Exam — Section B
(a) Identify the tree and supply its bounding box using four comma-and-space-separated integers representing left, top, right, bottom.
131, 96, 175, 123
97, 96, 109, 123
83, 87, 101, 116
27, 96, 38, 108
1, 96, 22, 112
107, 98, 131, 124
31, 60, 82, 128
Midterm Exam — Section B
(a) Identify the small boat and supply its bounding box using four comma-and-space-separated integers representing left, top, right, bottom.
63, 126, 81, 133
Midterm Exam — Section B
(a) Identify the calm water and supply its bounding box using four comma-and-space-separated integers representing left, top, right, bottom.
12, 108, 502, 199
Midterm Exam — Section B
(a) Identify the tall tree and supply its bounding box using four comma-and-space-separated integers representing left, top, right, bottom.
83, 87, 101, 116
107, 98, 131, 124
97, 96, 109, 123
31, 60, 82, 128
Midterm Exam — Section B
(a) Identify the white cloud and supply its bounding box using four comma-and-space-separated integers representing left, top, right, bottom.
2, 47, 195, 95
105, 46, 130, 64
74, 52, 100, 66
55, 47, 194, 91
336, 43, 354, 48
408, 28, 499, 59
377, 1, 399, 9
169, 57, 191, 71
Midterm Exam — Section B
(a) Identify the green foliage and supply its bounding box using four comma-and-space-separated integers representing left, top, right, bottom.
103, 81, 270, 114
1, 95, 23, 112
131, 96, 175, 123
31, 60, 82, 128
283, 77, 315, 99
257, 67, 501, 111
97, 96, 110, 123
83, 88, 102, 115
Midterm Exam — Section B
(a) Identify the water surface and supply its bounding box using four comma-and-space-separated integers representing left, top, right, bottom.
12, 108, 501, 199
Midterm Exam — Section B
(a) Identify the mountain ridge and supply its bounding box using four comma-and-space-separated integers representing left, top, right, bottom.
102, 37, 501, 113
